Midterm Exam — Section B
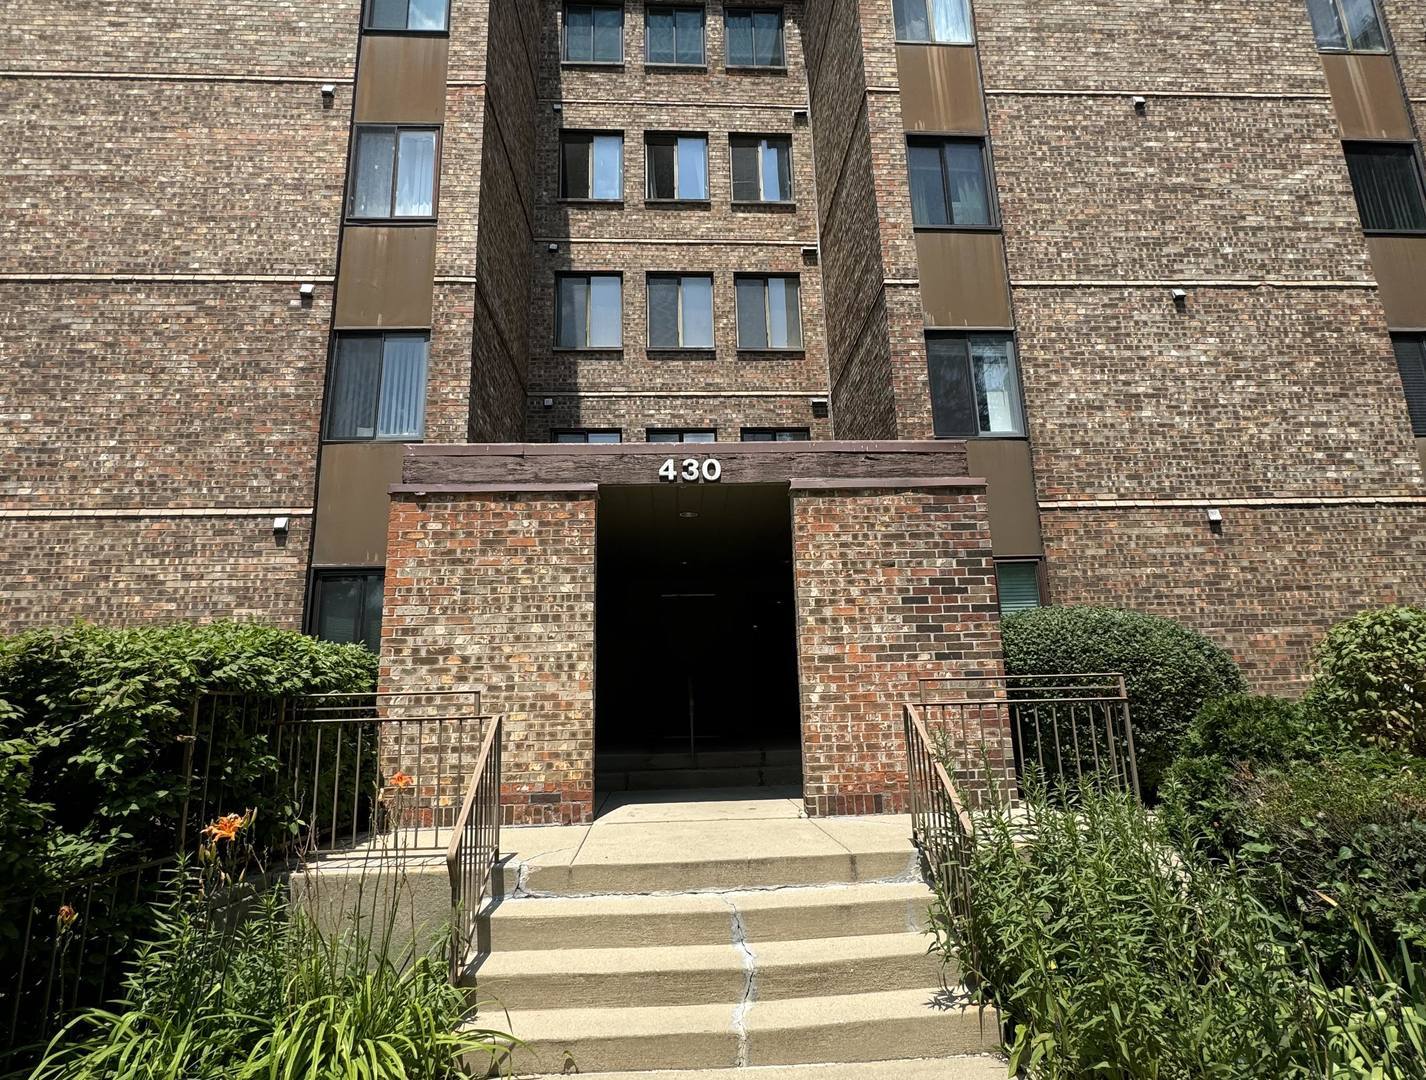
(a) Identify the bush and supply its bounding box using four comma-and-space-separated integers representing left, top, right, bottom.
1001, 606, 1245, 795
1310, 606, 1426, 757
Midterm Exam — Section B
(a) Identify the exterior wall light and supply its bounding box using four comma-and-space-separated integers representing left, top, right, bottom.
1171, 288, 1188, 311
1206, 508, 1224, 535
810, 397, 830, 419
1131, 95, 1148, 115
543, 397, 554, 409
320, 84, 336, 100
272, 516, 290, 535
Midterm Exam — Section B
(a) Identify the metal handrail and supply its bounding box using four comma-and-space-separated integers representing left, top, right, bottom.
446, 715, 503, 985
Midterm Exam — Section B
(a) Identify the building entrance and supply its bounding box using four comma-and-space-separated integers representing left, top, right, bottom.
595, 483, 803, 794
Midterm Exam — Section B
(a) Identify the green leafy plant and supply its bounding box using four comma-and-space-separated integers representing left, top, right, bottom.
1000, 606, 1245, 795
1310, 606, 1426, 756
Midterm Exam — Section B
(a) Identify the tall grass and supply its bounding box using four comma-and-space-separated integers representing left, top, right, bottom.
931, 784, 1426, 1079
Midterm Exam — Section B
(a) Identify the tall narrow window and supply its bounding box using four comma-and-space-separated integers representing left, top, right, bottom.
646, 5, 705, 65
1393, 335, 1426, 437
560, 132, 624, 200
564, 2, 624, 62
349, 127, 438, 219
312, 571, 385, 652
735, 275, 803, 350
648, 274, 715, 349
366, 0, 449, 30
555, 429, 623, 443
731, 136, 793, 202
726, 7, 785, 67
646, 134, 709, 200
1305, 0, 1386, 52
893, 0, 973, 44
325, 334, 429, 441
741, 428, 810, 441
907, 137, 992, 227
996, 561, 1042, 614
926, 333, 1024, 437
1344, 143, 1426, 232
649, 429, 717, 442
557, 274, 623, 348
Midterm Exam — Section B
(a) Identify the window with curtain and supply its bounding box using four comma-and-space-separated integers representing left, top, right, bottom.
312, 571, 386, 652
926, 333, 1024, 437
893, 0, 974, 44
1304, 0, 1386, 51
324, 333, 428, 441
366, 0, 449, 30
735, 275, 802, 350
648, 274, 715, 349
564, 2, 624, 62
1344, 143, 1426, 232
1393, 335, 1426, 437
907, 137, 993, 227
995, 562, 1042, 614
554, 430, 624, 443
741, 428, 810, 441
560, 131, 624, 200
646, 134, 709, 200
726, 8, 785, 67
646, 5, 705, 64
731, 135, 793, 202
557, 274, 623, 348
648, 430, 717, 442
348, 126, 438, 219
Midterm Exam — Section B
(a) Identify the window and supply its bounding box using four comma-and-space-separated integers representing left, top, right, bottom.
349, 126, 438, 219
366, 0, 449, 31
735, 275, 803, 349
564, 2, 624, 63
646, 134, 709, 200
926, 333, 1024, 437
647, 5, 705, 64
907, 137, 993, 227
893, 0, 973, 43
554, 429, 623, 443
995, 562, 1042, 615
741, 428, 810, 441
726, 7, 785, 67
1393, 336, 1426, 437
556, 274, 623, 348
649, 429, 716, 442
325, 333, 429, 441
731, 136, 793, 202
648, 274, 715, 349
1344, 143, 1426, 232
561, 131, 624, 200
1305, 0, 1386, 52
312, 571, 385, 652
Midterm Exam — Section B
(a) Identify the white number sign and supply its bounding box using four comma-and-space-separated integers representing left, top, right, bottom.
659, 457, 722, 483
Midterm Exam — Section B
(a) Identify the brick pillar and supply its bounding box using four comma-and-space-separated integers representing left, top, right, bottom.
791, 480, 1005, 816
382, 489, 597, 825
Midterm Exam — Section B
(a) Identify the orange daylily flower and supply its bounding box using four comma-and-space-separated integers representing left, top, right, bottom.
388, 771, 414, 790
202, 812, 249, 844
57, 905, 78, 930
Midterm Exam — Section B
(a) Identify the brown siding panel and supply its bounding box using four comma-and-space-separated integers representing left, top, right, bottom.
915, 231, 1013, 328
966, 439, 1043, 556
1321, 53, 1416, 141
335, 226, 438, 328
313, 442, 407, 566
355, 36, 451, 124
896, 45, 986, 134
1366, 236, 1426, 329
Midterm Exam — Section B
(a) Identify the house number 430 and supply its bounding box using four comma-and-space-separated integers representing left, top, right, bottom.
659, 457, 722, 483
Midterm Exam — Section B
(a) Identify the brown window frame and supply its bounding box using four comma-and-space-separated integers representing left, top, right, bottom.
346, 124, 443, 222
724, 6, 787, 69
553, 429, 624, 444
645, 132, 711, 203
906, 134, 999, 231
559, 130, 625, 202
740, 428, 811, 442
363, 0, 451, 33
644, 3, 707, 67
647, 429, 717, 443
563, 1, 626, 64
309, 568, 386, 652
734, 273, 804, 352
729, 134, 795, 204
1343, 140, 1426, 236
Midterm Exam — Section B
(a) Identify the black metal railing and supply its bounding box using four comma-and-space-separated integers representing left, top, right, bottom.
446, 716, 503, 983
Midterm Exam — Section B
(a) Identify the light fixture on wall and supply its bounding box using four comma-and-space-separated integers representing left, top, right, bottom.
792, 107, 809, 122
1171, 288, 1188, 312
272, 516, 290, 535
1131, 95, 1148, 115
810, 397, 830, 419
320, 84, 336, 106
543, 397, 554, 410
1206, 507, 1224, 535
548, 243, 560, 253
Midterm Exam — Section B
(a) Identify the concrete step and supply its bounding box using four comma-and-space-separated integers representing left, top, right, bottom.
471, 932, 947, 1010
489, 987, 995, 1074
482, 881, 935, 952
515, 1057, 1008, 1079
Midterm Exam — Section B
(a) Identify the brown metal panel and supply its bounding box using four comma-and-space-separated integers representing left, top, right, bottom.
915, 231, 1013, 328
1419, 439, 1426, 477
1322, 53, 1414, 141
965, 440, 1043, 557
1365, 236, 1426, 328
335, 226, 437, 328
355, 36, 450, 124
313, 441, 408, 566
895, 45, 986, 134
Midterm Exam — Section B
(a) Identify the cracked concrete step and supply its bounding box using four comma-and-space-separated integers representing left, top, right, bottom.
469, 931, 948, 1010
488, 987, 995, 1075
518, 1056, 1008, 1079
481, 881, 936, 951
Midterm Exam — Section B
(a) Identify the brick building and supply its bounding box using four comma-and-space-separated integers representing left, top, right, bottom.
3, 0, 1425, 821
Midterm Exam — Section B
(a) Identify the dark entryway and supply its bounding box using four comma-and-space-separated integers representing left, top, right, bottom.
595, 483, 803, 793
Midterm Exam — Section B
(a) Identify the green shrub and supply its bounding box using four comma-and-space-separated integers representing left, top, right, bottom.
1001, 606, 1245, 795
1310, 606, 1426, 757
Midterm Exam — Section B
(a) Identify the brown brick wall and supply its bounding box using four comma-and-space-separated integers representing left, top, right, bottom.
792, 483, 1005, 816
527, 393, 830, 441
0, 514, 310, 631
1042, 505, 1426, 693
382, 491, 597, 826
